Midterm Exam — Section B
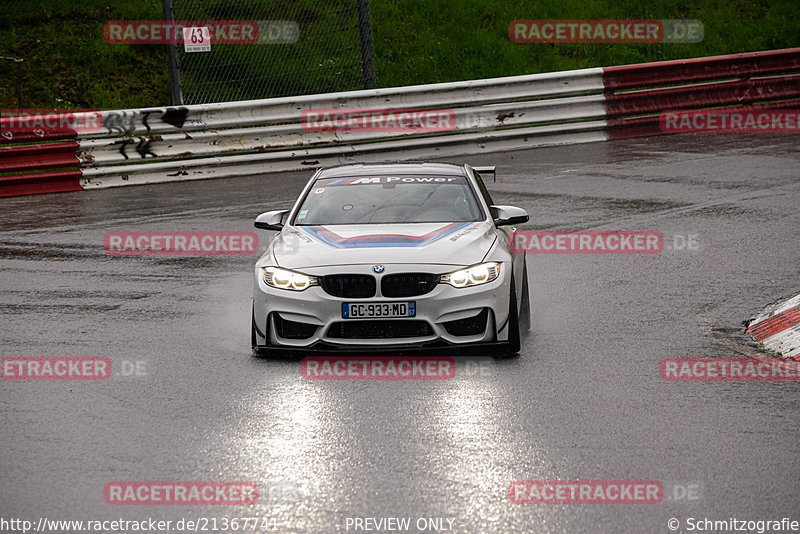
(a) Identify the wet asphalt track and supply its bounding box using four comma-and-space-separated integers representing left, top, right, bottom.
1, 133, 799, 533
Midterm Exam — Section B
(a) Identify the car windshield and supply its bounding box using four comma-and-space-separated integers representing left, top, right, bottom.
293, 175, 483, 225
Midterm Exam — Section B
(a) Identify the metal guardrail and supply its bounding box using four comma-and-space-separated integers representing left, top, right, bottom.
2, 48, 799, 197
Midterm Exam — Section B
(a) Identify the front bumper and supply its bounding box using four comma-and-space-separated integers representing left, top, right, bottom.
252, 262, 512, 350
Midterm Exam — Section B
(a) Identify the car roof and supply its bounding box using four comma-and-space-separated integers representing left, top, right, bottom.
316, 163, 468, 178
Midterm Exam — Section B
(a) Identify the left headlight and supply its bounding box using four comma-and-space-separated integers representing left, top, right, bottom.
262, 266, 318, 291
440, 262, 501, 288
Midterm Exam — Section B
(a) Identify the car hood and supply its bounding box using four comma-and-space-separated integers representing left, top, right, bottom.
270, 221, 496, 269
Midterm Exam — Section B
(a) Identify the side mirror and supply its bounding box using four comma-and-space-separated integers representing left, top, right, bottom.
254, 209, 290, 231
491, 205, 528, 227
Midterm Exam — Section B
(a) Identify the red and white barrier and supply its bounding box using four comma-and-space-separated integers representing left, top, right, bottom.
746, 294, 800, 359
2, 47, 799, 198
603, 48, 800, 139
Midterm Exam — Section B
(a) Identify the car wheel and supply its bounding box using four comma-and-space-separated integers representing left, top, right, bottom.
251, 304, 257, 348
519, 263, 531, 334
498, 276, 521, 357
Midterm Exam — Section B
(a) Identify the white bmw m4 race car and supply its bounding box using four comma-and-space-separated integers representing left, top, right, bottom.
251, 163, 530, 355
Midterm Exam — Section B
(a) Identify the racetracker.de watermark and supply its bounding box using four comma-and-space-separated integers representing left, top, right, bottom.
0, 357, 148, 380
1, 357, 111, 380
104, 231, 258, 255
300, 108, 456, 133
509, 480, 663, 504
105, 20, 257, 44
301, 356, 455, 380
0, 108, 103, 137
660, 110, 800, 133
660, 358, 800, 381
104, 482, 258, 505
510, 230, 663, 254
104, 20, 299, 45
509, 19, 703, 43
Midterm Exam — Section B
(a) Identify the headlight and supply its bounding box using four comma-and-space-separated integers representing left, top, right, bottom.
262, 267, 318, 291
440, 262, 501, 288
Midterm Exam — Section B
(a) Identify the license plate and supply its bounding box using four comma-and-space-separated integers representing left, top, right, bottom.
342, 302, 416, 319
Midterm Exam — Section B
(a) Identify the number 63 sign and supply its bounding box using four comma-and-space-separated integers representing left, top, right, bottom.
182, 26, 211, 52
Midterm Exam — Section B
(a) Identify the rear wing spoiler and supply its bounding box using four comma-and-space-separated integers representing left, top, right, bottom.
472, 165, 496, 182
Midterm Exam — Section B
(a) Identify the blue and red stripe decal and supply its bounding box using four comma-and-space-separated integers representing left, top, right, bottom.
325, 178, 363, 185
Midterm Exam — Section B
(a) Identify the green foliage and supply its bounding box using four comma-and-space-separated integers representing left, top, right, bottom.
0, 0, 798, 108
0, 0, 167, 109
370, 0, 800, 88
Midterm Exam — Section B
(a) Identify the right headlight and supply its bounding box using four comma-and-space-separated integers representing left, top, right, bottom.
262, 266, 318, 291
440, 262, 501, 288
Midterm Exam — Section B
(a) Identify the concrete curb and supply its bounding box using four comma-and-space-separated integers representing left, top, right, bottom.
745, 293, 800, 359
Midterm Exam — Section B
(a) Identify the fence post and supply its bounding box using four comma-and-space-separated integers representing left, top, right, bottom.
357, 0, 375, 90
161, 0, 184, 105
3, 56, 24, 110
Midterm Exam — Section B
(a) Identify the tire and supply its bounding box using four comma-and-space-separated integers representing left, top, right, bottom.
251, 304, 257, 349
498, 276, 521, 357
519, 264, 531, 334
